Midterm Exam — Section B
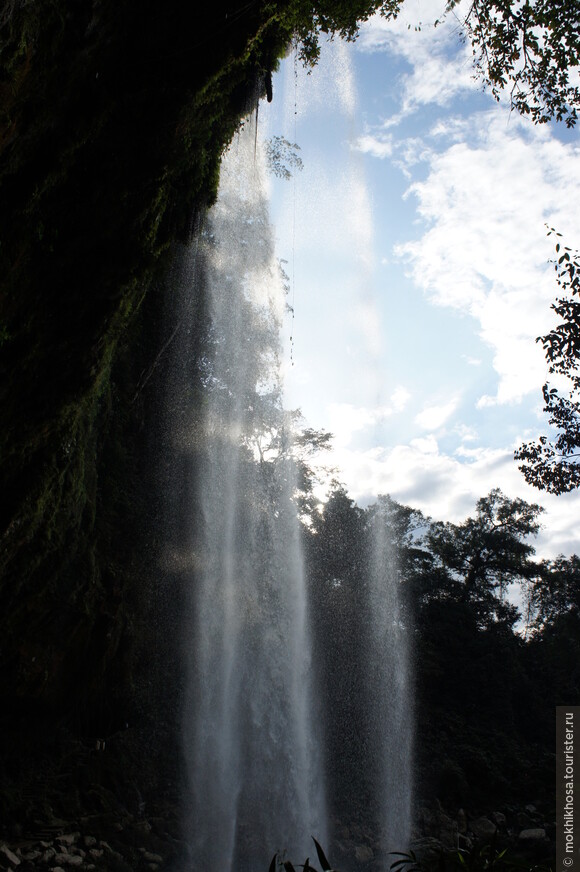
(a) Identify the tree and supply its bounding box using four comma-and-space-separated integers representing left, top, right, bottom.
515, 236, 580, 492
293, 0, 580, 128
425, 489, 542, 628
289, 0, 403, 65
528, 553, 580, 629
443, 0, 580, 126
265, 136, 303, 180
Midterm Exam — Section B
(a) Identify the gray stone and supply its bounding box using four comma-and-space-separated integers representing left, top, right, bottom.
143, 852, 163, 863
438, 814, 457, 848
470, 818, 497, 842
456, 809, 467, 834
519, 829, 546, 842
410, 838, 443, 864
491, 812, 506, 827
89, 849, 104, 859
57, 834, 80, 847
83, 837, 97, 848
355, 845, 374, 863
0, 845, 21, 866
43, 848, 57, 863
54, 853, 83, 867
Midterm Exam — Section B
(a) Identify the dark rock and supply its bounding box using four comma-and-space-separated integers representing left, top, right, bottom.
0, 844, 21, 867
354, 845, 374, 863
519, 828, 547, 842
469, 818, 497, 842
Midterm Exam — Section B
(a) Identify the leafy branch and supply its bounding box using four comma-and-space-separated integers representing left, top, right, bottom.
516, 231, 580, 492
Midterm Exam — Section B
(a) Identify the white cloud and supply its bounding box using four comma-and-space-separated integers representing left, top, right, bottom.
358, 0, 478, 116
392, 385, 411, 411
330, 436, 580, 560
356, 133, 394, 159
415, 398, 458, 430
393, 112, 580, 405
327, 386, 412, 447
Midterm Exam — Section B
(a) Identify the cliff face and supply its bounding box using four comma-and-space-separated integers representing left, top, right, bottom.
0, 0, 292, 833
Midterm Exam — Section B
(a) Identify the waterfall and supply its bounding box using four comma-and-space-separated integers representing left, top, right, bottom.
367, 499, 414, 856
164, 118, 326, 872
263, 40, 414, 863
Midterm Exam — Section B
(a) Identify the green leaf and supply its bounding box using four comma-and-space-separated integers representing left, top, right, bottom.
312, 839, 332, 872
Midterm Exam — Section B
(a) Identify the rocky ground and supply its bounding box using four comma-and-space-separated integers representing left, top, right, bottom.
0, 798, 555, 872
329, 800, 555, 871
0, 814, 184, 872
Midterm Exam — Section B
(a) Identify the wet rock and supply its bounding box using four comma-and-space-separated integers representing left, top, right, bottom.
410, 837, 444, 866
57, 834, 80, 847
143, 852, 163, 863
438, 813, 457, 848
354, 845, 374, 863
54, 853, 83, 867
469, 818, 497, 842
519, 828, 546, 842
0, 844, 21, 866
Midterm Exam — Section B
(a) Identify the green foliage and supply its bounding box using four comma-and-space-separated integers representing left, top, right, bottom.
442, 0, 580, 126
286, 0, 403, 66
266, 135, 304, 179
516, 233, 580, 492
272, 838, 551, 872
270, 838, 335, 872
391, 839, 552, 872
307, 483, 576, 814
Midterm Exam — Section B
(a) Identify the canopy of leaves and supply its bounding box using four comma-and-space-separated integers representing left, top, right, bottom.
515, 234, 580, 492
444, 0, 580, 126
288, 0, 403, 65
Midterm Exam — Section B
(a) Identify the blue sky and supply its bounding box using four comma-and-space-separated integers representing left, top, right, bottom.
260, 0, 580, 559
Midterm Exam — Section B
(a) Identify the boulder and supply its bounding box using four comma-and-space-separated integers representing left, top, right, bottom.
469, 818, 497, 842
0, 844, 20, 866
355, 845, 374, 863
54, 853, 83, 867
519, 829, 546, 842
57, 834, 80, 847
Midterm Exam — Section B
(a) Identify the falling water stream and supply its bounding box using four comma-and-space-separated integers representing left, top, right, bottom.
167, 119, 326, 871
162, 44, 413, 872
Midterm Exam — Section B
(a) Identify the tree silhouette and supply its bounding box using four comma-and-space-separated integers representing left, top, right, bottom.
516, 235, 580, 492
